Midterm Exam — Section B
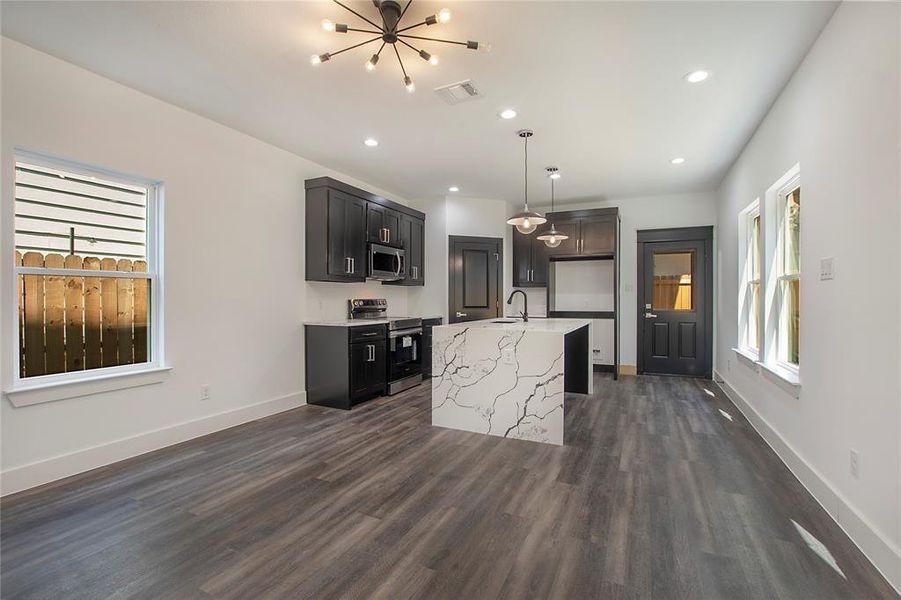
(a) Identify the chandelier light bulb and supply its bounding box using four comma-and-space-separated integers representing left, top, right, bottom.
366, 54, 379, 71
544, 236, 562, 248
478, 42, 492, 53
437, 8, 451, 23
321, 19, 336, 32
429, 54, 439, 66
404, 76, 415, 93
310, 54, 322, 66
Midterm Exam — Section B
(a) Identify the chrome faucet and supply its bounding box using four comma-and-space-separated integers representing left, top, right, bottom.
506, 290, 529, 322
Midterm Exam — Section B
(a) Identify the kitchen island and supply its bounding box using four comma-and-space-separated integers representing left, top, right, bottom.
431, 318, 592, 445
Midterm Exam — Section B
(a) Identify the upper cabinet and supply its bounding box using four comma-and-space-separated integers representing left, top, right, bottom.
367, 203, 401, 246
578, 214, 617, 255
547, 209, 618, 257
305, 177, 425, 285
512, 207, 620, 288
512, 226, 548, 287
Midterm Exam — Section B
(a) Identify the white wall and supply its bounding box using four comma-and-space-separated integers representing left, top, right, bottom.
513, 192, 717, 367
714, 3, 901, 589
0, 38, 420, 492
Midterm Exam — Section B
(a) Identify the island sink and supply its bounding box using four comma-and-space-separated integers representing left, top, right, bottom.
431, 318, 592, 445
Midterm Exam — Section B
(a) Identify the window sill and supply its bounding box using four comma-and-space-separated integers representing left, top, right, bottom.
759, 362, 801, 398
731, 348, 800, 398
732, 347, 759, 368
4, 366, 171, 407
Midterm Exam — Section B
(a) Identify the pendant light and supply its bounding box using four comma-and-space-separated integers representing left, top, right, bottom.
506, 129, 546, 234
537, 167, 569, 248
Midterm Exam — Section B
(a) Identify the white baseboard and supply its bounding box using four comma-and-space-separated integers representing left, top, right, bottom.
714, 372, 901, 593
1, 391, 306, 496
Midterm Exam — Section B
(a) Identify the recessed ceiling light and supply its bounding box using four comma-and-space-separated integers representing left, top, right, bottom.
448, 186, 459, 192
499, 109, 517, 120
364, 138, 379, 147
671, 157, 685, 165
684, 70, 709, 83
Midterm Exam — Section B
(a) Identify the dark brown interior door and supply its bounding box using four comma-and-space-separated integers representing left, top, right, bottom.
638, 227, 713, 378
449, 236, 502, 324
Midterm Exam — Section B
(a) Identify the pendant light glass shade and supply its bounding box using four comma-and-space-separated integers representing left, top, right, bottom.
537, 167, 569, 247
506, 130, 545, 235
537, 224, 566, 247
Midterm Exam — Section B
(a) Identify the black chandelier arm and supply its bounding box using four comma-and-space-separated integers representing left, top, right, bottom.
346, 27, 382, 34
328, 36, 382, 58
395, 20, 429, 34
398, 33, 469, 47
375, 41, 387, 57
397, 0, 413, 26
396, 38, 422, 54
393, 44, 408, 78
332, 0, 383, 31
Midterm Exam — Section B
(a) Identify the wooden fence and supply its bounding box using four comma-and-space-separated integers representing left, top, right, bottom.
16, 251, 148, 378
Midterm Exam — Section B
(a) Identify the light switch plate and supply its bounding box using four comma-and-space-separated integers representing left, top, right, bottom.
502, 348, 516, 365
819, 257, 835, 280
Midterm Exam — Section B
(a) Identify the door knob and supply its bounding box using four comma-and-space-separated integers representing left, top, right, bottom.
456, 312, 468, 318
645, 312, 658, 319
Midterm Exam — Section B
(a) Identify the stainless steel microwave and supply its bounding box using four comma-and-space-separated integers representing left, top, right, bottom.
368, 242, 405, 281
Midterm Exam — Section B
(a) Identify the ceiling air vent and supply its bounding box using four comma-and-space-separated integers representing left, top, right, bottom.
434, 80, 483, 105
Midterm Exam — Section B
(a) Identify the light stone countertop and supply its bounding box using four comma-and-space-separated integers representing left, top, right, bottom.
436, 317, 592, 335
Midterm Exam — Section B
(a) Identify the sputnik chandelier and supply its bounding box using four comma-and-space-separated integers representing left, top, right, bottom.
311, 1, 489, 92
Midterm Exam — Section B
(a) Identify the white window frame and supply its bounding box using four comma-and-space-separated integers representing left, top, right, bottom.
761, 164, 801, 386
737, 199, 761, 360
6, 149, 167, 405
773, 176, 800, 373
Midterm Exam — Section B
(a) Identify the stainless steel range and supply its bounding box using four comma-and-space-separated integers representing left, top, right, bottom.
349, 299, 422, 395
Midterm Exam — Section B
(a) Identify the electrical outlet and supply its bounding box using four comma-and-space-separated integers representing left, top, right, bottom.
501, 348, 516, 365
819, 257, 835, 280
849, 448, 860, 479
200, 384, 211, 401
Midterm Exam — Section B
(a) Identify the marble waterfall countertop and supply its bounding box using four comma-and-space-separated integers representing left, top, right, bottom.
431, 318, 592, 445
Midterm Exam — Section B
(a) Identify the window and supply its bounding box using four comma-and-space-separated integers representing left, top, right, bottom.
735, 164, 800, 389
738, 200, 761, 355
652, 251, 693, 311
776, 183, 800, 368
13, 152, 162, 385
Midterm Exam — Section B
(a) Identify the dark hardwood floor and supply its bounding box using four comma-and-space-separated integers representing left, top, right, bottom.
1, 375, 896, 599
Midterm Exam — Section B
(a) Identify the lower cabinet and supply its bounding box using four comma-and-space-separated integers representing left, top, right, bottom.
350, 337, 387, 400
305, 324, 387, 410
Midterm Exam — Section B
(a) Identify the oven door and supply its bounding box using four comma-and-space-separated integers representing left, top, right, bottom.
369, 243, 405, 281
388, 327, 422, 381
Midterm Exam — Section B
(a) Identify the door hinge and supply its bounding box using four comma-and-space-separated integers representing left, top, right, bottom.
495, 253, 499, 261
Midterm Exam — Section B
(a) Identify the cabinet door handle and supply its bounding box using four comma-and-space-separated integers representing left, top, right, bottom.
345, 257, 352, 274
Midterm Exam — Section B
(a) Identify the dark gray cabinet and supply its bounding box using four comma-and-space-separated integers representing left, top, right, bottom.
305, 323, 387, 410
512, 226, 549, 287
350, 337, 387, 400
327, 190, 367, 280
387, 214, 424, 286
579, 215, 616, 255
306, 185, 367, 282
305, 177, 426, 284
367, 203, 401, 246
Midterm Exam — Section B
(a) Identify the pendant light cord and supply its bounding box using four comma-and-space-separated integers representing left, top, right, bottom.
523, 135, 529, 211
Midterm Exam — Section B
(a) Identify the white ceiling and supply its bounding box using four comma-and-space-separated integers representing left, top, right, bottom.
1, 1, 836, 204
